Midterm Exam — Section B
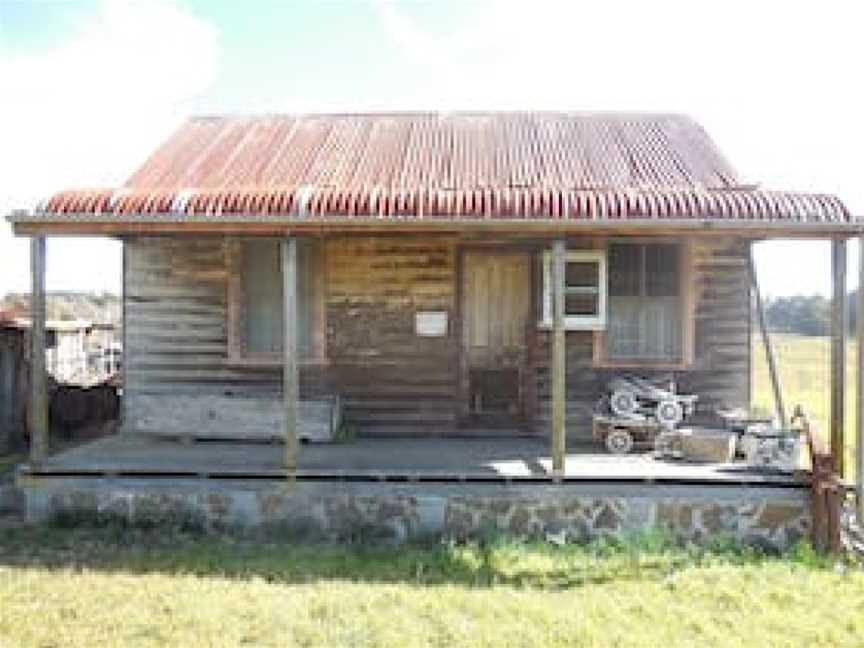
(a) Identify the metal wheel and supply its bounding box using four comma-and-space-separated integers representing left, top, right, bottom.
609, 389, 637, 417
655, 399, 683, 427
605, 429, 634, 455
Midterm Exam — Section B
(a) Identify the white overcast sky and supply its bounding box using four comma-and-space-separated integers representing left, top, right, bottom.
0, 0, 862, 298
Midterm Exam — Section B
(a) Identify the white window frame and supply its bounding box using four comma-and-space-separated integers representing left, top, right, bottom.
541, 250, 607, 330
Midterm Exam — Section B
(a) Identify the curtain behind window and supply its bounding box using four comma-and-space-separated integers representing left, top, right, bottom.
607, 243, 681, 361
242, 239, 316, 359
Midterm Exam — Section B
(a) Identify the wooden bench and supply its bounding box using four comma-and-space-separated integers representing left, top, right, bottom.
125, 393, 342, 442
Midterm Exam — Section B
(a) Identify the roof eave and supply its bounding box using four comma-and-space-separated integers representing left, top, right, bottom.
8, 212, 864, 238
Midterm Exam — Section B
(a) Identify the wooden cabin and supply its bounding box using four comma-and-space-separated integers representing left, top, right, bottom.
119, 219, 746, 441
11, 112, 864, 548
8, 112, 859, 470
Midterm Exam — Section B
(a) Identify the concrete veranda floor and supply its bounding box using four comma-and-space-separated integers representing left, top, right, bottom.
26, 434, 805, 485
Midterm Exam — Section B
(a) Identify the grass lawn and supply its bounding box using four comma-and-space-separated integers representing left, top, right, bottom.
0, 525, 862, 648
0, 334, 859, 647
752, 333, 860, 480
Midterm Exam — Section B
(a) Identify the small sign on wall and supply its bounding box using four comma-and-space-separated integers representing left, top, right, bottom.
415, 311, 448, 337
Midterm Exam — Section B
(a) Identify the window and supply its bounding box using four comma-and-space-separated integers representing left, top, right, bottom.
605, 242, 682, 362
541, 250, 607, 330
228, 238, 322, 363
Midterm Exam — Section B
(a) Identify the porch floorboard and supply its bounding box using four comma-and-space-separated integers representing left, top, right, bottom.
24, 434, 807, 486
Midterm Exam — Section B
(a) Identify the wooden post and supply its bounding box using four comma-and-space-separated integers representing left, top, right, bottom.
29, 236, 49, 462
120, 239, 128, 426
796, 408, 841, 554
857, 234, 864, 522
830, 238, 847, 476
282, 237, 299, 472
551, 238, 566, 476
749, 251, 786, 426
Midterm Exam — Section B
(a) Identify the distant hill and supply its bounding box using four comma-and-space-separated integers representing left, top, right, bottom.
0, 291, 121, 326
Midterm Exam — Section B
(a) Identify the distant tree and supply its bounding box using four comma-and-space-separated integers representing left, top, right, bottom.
762, 292, 864, 336
764, 295, 830, 336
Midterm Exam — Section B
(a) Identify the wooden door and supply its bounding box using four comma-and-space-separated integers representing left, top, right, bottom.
462, 252, 531, 420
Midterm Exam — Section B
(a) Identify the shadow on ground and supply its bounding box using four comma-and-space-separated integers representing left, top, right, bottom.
0, 520, 798, 590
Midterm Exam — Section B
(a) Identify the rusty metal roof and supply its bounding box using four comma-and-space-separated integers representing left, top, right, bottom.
30, 112, 853, 223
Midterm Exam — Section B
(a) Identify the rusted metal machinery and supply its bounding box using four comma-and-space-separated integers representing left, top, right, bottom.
593, 376, 698, 454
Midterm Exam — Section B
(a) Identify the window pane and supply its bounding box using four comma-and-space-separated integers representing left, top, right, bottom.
242, 240, 316, 358
640, 297, 681, 358
564, 259, 599, 317
607, 242, 682, 361
608, 244, 640, 297
565, 261, 598, 288
608, 296, 681, 360
607, 297, 642, 357
244, 240, 282, 354
645, 244, 679, 297
565, 292, 598, 316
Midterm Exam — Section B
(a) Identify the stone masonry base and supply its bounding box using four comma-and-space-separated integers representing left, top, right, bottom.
20, 477, 811, 551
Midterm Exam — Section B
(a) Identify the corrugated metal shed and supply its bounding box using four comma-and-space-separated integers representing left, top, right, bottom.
25, 112, 854, 223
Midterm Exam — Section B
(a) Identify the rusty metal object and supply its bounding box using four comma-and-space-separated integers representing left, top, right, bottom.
40, 186, 849, 224
794, 406, 844, 554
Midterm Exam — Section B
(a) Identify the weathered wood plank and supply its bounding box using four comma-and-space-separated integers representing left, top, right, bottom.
125, 312, 226, 326
125, 304, 227, 318
325, 236, 458, 434
831, 238, 847, 475
282, 237, 300, 469
551, 238, 566, 474
29, 236, 48, 461
126, 394, 337, 441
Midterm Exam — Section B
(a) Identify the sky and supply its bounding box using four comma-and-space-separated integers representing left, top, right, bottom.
0, 0, 862, 298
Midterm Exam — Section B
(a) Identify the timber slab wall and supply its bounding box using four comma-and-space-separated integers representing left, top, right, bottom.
0, 325, 28, 452
123, 236, 750, 440
531, 238, 751, 436
326, 237, 457, 435
20, 477, 809, 551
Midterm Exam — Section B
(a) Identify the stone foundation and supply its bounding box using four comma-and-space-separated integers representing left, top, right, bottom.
20, 477, 811, 551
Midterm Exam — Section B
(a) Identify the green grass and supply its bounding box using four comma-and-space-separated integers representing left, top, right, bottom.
752, 333, 860, 480
0, 334, 859, 646
0, 526, 862, 647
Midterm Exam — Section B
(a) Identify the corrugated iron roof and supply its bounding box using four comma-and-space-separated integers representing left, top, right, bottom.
42, 186, 847, 222
32, 112, 853, 223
